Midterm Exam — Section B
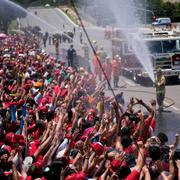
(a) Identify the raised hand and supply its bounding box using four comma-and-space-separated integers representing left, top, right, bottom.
176, 160, 180, 169
150, 99, 156, 106
135, 97, 143, 104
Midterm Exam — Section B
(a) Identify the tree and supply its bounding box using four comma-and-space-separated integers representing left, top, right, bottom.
146, 0, 163, 17
13, 0, 37, 7
162, 2, 175, 18
146, 0, 180, 22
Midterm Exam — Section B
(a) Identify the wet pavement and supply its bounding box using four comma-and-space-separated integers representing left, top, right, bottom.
21, 7, 180, 148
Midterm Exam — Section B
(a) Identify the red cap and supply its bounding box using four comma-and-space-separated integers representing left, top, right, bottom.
33, 160, 43, 169
89, 109, 95, 114
29, 109, 34, 115
5, 132, 14, 144
19, 139, 25, 145
0, 142, 3, 147
60, 89, 68, 97
5, 132, 25, 145
23, 84, 30, 90
80, 127, 95, 141
2, 145, 11, 153
110, 159, 121, 172
14, 134, 25, 142
65, 171, 86, 180
90, 142, 104, 156
29, 140, 40, 156
39, 106, 48, 112
3, 171, 12, 177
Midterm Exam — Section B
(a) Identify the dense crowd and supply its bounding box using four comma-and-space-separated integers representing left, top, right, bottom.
0, 33, 180, 180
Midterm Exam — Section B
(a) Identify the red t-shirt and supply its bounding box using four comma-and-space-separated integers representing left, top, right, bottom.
124, 145, 134, 154
112, 59, 121, 76
125, 170, 140, 180
144, 116, 156, 140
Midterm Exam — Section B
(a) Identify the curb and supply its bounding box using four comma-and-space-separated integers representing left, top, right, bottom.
55, 8, 78, 27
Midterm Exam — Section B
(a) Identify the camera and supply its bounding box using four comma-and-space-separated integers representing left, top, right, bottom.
124, 112, 139, 122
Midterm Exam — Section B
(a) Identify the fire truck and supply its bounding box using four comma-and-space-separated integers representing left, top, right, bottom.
112, 28, 180, 85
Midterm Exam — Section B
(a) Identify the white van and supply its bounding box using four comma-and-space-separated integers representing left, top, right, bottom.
152, 18, 171, 26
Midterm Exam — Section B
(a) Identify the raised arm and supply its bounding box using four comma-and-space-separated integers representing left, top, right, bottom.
176, 160, 180, 180
33, 124, 55, 160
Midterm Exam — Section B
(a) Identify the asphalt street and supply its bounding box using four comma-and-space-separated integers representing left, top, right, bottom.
21, 7, 180, 147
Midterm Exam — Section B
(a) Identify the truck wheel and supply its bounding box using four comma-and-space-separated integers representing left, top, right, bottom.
170, 76, 179, 84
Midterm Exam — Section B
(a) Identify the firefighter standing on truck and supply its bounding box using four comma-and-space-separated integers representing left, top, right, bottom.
155, 68, 166, 111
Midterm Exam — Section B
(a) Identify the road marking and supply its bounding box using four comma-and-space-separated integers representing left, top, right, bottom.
164, 101, 180, 111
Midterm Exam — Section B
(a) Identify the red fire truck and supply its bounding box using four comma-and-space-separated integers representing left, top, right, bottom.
112, 28, 180, 85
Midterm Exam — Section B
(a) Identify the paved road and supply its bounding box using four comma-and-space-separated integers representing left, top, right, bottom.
21, 7, 180, 147
20, 7, 111, 56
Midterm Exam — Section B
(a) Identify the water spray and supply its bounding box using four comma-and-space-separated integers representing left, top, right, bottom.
4, 0, 82, 47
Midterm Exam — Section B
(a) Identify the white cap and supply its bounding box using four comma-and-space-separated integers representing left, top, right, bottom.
3, 54, 10, 58
18, 53, 25, 57
79, 67, 85, 72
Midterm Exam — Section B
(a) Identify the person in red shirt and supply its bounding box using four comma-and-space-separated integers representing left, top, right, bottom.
92, 52, 102, 81
112, 55, 121, 88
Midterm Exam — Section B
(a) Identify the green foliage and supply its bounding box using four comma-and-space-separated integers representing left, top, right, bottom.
9, 20, 18, 30
13, 0, 37, 7
147, 0, 180, 22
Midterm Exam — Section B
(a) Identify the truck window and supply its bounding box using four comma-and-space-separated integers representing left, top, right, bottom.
146, 41, 163, 54
162, 40, 177, 53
